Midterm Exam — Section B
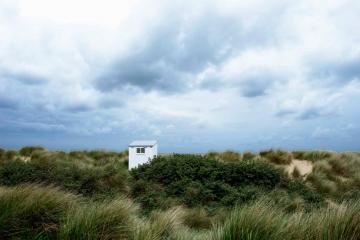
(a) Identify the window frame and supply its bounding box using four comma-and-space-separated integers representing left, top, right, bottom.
136, 147, 145, 154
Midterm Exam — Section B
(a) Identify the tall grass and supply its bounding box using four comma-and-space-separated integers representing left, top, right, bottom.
211, 199, 284, 240
182, 207, 213, 229
59, 197, 137, 239
0, 148, 130, 197
210, 199, 360, 240
292, 150, 335, 161
306, 153, 360, 200
2, 147, 360, 239
19, 146, 45, 157
259, 149, 292, 165
206, 151, 242, 163
0, 148, 5, 160
0, 183, 360, 240
0, 184, 78, 239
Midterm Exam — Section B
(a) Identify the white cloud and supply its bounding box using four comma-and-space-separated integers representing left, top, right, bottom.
0, 0, 360, 151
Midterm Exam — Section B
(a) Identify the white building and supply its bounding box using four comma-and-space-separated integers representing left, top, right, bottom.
128, 140, 158, 170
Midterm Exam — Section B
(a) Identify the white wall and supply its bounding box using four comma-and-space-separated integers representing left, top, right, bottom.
128, 144, 157, 170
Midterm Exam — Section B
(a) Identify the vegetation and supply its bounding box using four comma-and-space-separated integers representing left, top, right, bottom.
130, 154, 322, 212
0, 147, 360, 239
259, 149, 293, 165
0, 148, 129, 198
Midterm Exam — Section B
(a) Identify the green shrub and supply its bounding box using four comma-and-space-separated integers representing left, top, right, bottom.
221, 185, 264, 206
136, 189, 168, 213
132, 155, 282, 188
282, 178, 324, 207
0, 160, 35, 185
131, 155, 283, 210
0, 152, 129, 197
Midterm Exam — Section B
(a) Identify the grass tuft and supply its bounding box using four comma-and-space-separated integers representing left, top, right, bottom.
259, 149, 292, 165
59, 197, 137, 239
0, 184, 78, 239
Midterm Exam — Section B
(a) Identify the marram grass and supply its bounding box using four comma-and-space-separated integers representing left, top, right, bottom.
1, 185, 360, 239
0, 184, 78, 239
1, 148, 360, 239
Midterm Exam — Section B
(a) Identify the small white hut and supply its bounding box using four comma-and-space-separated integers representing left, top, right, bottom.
128, 140, 158, 170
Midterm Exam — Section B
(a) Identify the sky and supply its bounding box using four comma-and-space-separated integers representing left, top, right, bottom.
0, 0, 360, 152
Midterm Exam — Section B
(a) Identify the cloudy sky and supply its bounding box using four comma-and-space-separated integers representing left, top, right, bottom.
1, 0, 360, 152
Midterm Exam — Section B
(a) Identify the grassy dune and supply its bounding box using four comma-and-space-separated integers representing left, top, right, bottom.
1, 147, 360, 239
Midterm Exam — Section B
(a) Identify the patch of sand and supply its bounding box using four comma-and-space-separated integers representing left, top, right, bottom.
286, 159, 313, 178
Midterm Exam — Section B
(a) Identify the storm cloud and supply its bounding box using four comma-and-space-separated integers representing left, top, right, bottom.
0, 0, 360, 151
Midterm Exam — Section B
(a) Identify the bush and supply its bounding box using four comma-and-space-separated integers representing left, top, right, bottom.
221, 185, 264, 206
131, 155, 283, 210
132, 155, 282, 188
0, 160, 35, 185
0, 152, 130, 197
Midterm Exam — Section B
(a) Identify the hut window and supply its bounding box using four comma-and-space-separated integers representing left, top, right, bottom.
136, 147, 145, 153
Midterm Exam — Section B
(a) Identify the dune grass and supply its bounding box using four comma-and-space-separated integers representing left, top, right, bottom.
210, 199, 360, 240
292, 150, 335, 162
0, 148, 130, 198
59, 197, 137, 240
0, 184, 78, 239
206, 151, 242, 163
1, 147, 360, 239
210, 199, 283, 240
259, 149, 293, 165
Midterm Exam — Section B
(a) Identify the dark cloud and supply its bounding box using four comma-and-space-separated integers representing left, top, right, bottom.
202, 69, 278, 97
275, 106, 334, 120
64, 104, 93, 113
275, 109, 295, 117
238, 75, 274, 98
95, 7, 281, 93
310, 56, 360, 83
0, 97, 18, 109
297, 108, 323, 120
1, 70, 46, 85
